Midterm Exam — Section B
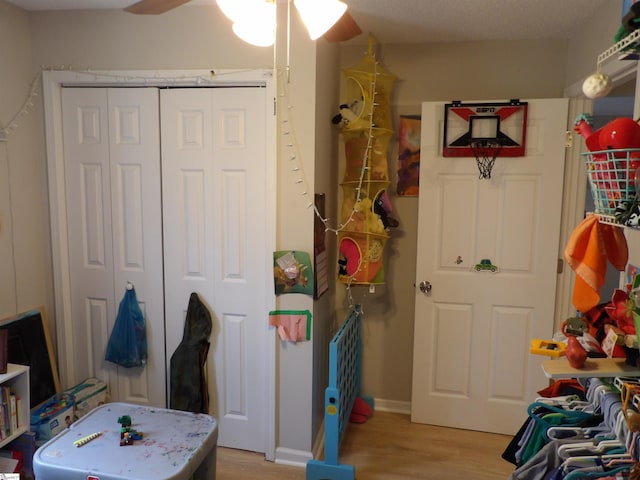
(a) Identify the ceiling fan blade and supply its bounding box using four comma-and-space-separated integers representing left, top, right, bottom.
124, 0, 192, 14
322, 11, 362, 43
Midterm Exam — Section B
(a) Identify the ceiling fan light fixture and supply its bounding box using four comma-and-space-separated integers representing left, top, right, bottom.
231, 1, 276, 47
216, 0, 258, 23
293, 0, 347, 40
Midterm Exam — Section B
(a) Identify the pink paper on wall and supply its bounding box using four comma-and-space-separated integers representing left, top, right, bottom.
268, 310, 312, 342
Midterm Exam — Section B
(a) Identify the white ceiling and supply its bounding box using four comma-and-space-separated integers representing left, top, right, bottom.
6, 0, 611, 45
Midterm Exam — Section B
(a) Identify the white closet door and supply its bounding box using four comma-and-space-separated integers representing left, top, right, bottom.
161, 87, 271, 453
107, 88, 165, 406
61, 87, 165, 407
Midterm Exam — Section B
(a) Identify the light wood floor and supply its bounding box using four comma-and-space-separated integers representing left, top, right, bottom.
216, 411, 516, 479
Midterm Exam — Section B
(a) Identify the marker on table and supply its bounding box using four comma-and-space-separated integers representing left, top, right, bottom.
74, 431, 102, 447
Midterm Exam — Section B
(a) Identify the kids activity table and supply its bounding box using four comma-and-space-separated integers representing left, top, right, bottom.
33, 402, 217, 480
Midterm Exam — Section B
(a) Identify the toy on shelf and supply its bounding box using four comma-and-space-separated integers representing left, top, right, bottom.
575, 113, 640, 220
529, 339, 567, 357
573, 113, 600, 152
615, 1, 640, 55
565, 334, 588, 369
118, 415, 143, 446
336, 35, 397, 285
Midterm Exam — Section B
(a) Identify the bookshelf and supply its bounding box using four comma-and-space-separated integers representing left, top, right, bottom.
0, 363, 29, 448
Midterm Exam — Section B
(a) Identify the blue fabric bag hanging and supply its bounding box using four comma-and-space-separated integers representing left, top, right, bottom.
105, 284, 147, 368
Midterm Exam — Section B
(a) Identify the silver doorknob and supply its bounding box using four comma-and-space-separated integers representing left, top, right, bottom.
418, 281, 432, 295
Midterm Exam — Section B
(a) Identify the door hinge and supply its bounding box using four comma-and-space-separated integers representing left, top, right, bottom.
557, 258, 564, 274
565, 131, 573, 148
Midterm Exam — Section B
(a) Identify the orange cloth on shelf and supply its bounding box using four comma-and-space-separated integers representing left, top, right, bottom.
564, 215, 628, 313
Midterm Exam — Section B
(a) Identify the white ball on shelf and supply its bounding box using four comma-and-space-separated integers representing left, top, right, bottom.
582, 72, 613, 99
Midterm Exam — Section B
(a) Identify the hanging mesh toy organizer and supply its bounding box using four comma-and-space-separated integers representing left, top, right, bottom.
338, 36, 396, 285
583, 148, 640, 217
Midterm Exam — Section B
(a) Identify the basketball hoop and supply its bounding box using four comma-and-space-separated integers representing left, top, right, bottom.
470, 139, 503, 179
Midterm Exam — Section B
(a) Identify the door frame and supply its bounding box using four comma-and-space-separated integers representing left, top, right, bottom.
42, 69, 277, 460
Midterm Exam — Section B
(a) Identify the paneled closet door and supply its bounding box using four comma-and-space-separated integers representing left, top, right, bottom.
161, 87, 271, 453
61, 87, 166, 407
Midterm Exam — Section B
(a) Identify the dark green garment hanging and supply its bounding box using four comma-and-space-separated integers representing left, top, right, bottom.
169, 292, 212, 414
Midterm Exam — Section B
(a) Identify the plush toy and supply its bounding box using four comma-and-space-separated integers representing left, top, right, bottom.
373, 190, 399, 229
349, 396, 373, 423
331, 99, 369, 130
338, 236, 384, 282
574, 113, 640, 151
582, 72, 613, 99
573, 113, 598, 150
606, 289, 637, 335
614, 198, 640, 227
331, 103, 358, 125
332, 103, 359, 127
344, 198, 385, 234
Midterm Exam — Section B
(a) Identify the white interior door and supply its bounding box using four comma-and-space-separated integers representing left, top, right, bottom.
411, 98, 569, 435
161, 87, 272, 453
61, 87, 165, 407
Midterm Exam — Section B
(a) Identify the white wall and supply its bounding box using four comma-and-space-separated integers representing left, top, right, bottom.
0, 1, 53, 324
29, 8, 269, 70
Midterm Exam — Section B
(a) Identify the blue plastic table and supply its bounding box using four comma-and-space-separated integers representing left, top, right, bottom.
33, 402, 217, 480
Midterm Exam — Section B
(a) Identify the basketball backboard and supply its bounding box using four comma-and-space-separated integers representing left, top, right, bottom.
443, 100, 528, 157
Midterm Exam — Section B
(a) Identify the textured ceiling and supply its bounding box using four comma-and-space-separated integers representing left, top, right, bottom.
6, 0, 612, 45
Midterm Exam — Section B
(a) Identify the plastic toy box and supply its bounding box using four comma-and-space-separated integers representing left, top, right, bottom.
33, 402, 217, 480
61, 377, 108, 420
30, 393, 75, 442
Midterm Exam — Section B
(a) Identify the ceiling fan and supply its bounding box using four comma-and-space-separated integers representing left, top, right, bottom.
123, 0, 361, 42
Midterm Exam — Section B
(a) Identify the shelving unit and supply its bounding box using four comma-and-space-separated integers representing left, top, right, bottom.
0, 363, 30, 448
597, 28, 640, 65
542, 357, 640, 379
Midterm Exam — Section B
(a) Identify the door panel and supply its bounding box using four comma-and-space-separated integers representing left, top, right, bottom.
62, 88, 115, 387
212, 90, 270, 453
412, 99, 569, 435
161, 87, 270, 453
108, 88, 164, 406
62, 87, 165, 407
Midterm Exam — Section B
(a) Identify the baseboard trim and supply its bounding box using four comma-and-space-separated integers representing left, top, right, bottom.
374, 398, 411, 415
274, 447, 312, 468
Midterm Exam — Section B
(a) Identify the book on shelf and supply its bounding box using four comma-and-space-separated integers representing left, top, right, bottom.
0, 391, 11, 440
0, 403, 5, 440
0, 386, 22, 438
15, 396, 22, 431
9, 393, 17, 433
1, 386, 10, 437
